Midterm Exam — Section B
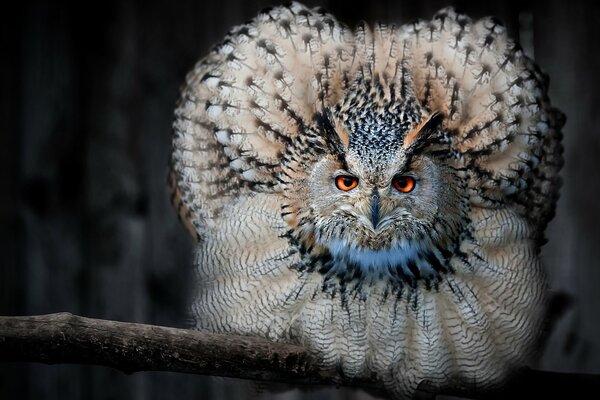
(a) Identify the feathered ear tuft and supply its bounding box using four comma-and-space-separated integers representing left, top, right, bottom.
403, 111, 444, 150
316, 110, 350, 155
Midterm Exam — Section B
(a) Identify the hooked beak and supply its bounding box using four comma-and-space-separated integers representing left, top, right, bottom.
370, 189, 380, 229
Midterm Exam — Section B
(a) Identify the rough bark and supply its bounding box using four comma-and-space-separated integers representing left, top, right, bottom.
0, 312, 329, 384
1, 312, 599, 399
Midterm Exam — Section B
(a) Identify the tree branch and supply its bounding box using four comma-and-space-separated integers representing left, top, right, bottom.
0, 313, 374, 388
0, 313, 319, 382
1, 313, 599, 399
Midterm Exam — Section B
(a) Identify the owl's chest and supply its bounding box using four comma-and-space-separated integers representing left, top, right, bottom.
193, 193, 547, 395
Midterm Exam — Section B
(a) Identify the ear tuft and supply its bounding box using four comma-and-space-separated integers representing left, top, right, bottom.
403, 112, 444, 150
316, 111, 350, 154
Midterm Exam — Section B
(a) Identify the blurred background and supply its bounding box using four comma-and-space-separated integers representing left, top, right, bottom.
1, 0, 598, 399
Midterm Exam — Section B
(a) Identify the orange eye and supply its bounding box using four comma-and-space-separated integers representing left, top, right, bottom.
392, 176, 416, 193
335, 175, 359, 191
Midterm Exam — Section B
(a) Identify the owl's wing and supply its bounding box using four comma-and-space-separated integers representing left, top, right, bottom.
351, 8, 563, 240
171, 3, 563, 241
398, 8, 564, 239
171, 3, 355, 239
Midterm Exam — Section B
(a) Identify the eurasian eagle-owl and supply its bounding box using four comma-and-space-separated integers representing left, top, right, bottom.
170, 2, 563, 397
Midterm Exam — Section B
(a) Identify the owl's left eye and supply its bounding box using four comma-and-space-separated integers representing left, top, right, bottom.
335, 175, 359, 191
392, 175, 416, 193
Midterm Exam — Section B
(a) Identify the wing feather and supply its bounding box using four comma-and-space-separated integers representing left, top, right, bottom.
172, 3, 563, 240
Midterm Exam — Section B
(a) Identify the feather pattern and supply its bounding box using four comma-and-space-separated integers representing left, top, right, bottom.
171, 2, 563, 397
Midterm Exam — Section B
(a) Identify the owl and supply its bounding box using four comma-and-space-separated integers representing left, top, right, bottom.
170, 2, 563, 398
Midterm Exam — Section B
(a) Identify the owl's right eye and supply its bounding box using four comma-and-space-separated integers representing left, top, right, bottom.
335, 175, 359, 191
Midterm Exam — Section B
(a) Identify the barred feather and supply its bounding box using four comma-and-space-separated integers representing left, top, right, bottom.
171, 2, 563, 397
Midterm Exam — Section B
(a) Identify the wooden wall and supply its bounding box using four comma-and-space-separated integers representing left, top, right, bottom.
1, 0, 598, 399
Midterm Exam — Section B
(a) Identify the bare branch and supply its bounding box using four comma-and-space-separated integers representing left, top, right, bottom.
0, 313, 375, 388
1, 313, 600, 399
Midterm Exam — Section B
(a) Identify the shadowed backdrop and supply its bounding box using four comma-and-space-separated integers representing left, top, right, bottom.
1, 0, 599, 399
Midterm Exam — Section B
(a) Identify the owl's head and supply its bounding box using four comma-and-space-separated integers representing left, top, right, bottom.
281, 79, 468, 287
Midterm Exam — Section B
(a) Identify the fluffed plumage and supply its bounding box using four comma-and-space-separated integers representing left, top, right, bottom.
170, 2, 563, 397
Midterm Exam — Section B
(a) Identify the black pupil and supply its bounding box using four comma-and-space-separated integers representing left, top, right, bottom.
342, 176, 354, 186
396, 177, 408, 187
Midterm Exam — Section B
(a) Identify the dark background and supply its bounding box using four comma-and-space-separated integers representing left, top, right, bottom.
1, 0, 599, 399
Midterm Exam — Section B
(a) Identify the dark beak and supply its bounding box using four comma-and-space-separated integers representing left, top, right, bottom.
370, 189, 380, 228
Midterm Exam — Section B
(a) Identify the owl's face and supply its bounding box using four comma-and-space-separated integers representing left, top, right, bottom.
285, 82, 469, 285
310, 149, 458, 248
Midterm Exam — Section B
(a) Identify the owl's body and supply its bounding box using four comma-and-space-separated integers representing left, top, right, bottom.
171, 3, 563, 397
